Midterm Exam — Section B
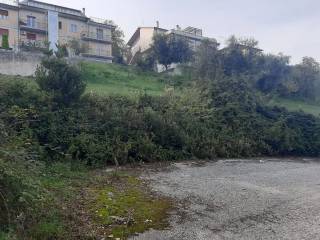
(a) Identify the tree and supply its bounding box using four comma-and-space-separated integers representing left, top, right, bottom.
35, 57, 86, 106
55, 43, 69, 58
68, 39, 88, 56
256, 53, 291, 93
136, 51, 156, 71
151, 34, 193, 70
289, 57, 320, 100
222, 36, 262, 76
109, 21, 128, 64
193, 39, 221, 81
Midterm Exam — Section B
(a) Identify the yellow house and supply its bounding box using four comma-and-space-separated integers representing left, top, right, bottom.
0, 1, 19, 50
127, 24, 214, 65
0, 0, 114, 62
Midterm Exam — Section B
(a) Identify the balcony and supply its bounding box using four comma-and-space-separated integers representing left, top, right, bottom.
81, 48, 113, 61
19, 19, 47, 34
19, 40, 48, 52
81, 31, 112, 44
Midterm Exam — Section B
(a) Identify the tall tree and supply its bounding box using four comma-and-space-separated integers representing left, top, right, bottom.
290, 57, 320, 100
151, 34, 193, 70
109, 21, 128, 64
193, 39, 221, 81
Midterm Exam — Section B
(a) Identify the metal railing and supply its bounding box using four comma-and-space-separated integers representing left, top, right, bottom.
19, 18, 47, 31
83, 48, 112, 58
19, 40, 48, 51
81, 31, 111, 42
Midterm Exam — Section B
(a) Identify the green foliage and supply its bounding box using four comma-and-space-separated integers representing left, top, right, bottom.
110, 22, 128, 64
1, 35, 9, 49
268, 97, 320, 116
192, 35, 320, 103
35, 57, 86, 106
151, 34, 193, 70
1, 54, 320, 238
55, 44, 69, 58
68, 39, 88, 56
136, 51, 156, 72
193, 39, 222, 81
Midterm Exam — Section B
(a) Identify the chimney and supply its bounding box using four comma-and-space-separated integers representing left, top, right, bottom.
82, 8, 86, 15
176, 25, 181, 30
156, 21, 159, 28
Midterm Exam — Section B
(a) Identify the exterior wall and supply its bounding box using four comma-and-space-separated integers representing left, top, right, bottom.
58, 16, 86, 44
130, 28, 158, 58
0, 50, 111, 76
86, 41, 111, 57
0, 2, 113, 62
0, 50, 42, 76
0, 6, 19, 50
87, 24, 112, 41
84, 23, 112, 58
19, 9, 47, 27
19, 8, 47, 49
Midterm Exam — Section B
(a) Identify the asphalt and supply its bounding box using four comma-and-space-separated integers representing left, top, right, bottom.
131, 158, 320, 240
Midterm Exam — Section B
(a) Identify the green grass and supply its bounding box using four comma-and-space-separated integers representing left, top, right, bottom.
269, 97, 320, 116
81, 62, 168, 97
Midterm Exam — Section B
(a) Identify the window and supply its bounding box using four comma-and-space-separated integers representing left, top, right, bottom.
0, 9, 8, 20
27, 33, 36, 40
70, 24, 78, 33
96, 28, 103, 40
27, 16, 36, 28
59, 21, 62, 30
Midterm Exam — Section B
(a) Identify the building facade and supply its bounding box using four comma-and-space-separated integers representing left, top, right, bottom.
127, 24, 215, 66
0, 0, 114, 62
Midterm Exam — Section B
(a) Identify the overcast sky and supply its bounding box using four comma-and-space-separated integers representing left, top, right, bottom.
44, 0, 319, 63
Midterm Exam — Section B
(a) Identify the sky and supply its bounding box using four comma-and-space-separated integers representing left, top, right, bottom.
41, 0, 320, 63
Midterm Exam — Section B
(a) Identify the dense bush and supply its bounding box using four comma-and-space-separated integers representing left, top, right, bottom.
1, 74, 319, 168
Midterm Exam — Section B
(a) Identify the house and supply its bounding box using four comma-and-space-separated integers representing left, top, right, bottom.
0, 0, 114, 62
127, 23, 215, 66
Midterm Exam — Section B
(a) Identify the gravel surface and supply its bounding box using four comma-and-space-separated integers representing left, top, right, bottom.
131, 159, 320, 240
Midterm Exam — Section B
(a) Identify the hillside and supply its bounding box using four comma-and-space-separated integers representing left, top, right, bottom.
81, 62, 168, 96
1, 57, 320, 239
1, 62, 319, 116
268, 97, 320, 117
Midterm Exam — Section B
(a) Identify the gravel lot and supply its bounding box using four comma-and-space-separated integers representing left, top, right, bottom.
131, 159, 320, 240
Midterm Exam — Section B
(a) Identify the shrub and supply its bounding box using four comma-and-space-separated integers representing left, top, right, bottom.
35, 57, 86, 107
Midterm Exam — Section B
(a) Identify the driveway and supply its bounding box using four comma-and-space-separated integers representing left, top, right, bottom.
131, 159, 320, 240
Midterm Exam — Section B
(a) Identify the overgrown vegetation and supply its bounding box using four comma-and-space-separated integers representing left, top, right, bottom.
1, 33, 320, 239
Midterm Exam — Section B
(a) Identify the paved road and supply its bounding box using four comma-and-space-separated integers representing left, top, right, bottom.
132, 159, 320, 240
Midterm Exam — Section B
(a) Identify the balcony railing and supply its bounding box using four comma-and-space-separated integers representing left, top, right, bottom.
19, 18, 47, 32
81, 31, 112, 43
19, 40, 48, 51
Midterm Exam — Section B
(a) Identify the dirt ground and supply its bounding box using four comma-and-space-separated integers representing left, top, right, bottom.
131, 158, 320, 240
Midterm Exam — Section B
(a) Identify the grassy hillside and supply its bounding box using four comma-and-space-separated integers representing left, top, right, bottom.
1, 63, 319, 116
81, 62, 168, 97
268, 98, 320, 116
